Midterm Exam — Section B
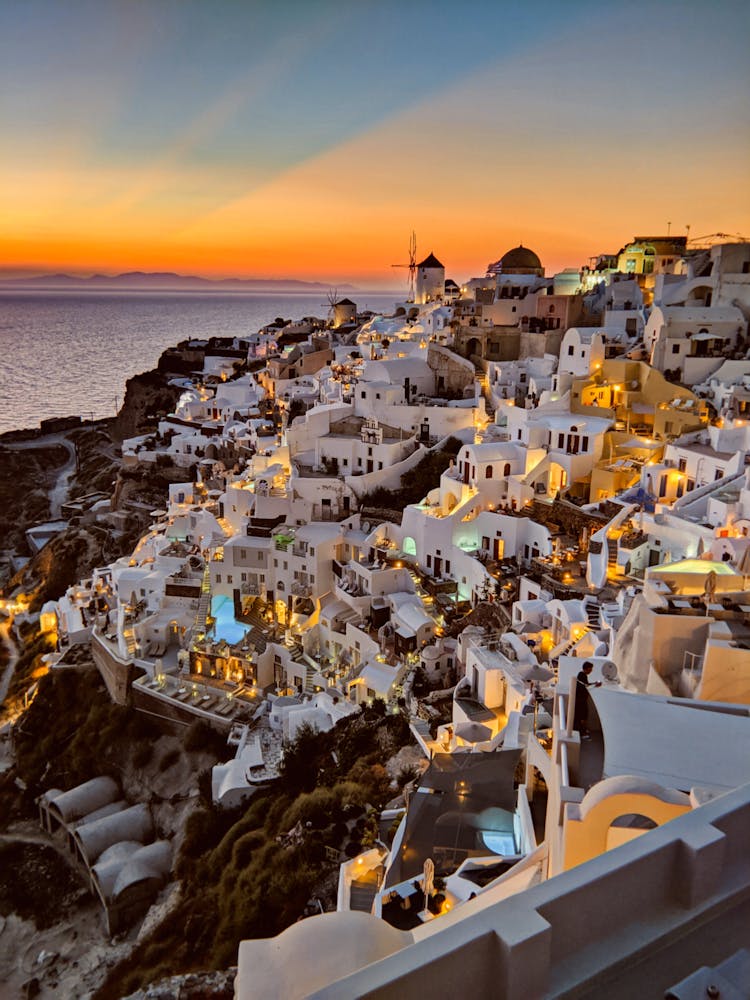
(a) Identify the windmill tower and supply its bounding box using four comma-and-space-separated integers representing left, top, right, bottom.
322, 288, 338, 327
391, 231, 417, 302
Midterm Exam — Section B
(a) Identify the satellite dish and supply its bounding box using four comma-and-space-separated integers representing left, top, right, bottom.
601, 661, 619, 682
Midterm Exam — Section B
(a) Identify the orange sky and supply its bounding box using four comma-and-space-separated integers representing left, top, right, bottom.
2, 1, 749, 287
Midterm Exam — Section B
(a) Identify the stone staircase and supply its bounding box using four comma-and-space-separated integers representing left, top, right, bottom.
584, 601, 601, 629
349, 869, 379, 913
194, 592, 210, 633
550, 626, 591, 662
474, 363, 495, 418
607, 536, 619, 572
304, 661, 317, 693
123, 627, 137, 656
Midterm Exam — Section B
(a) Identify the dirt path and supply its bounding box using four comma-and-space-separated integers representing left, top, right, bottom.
2, 433, 78, 519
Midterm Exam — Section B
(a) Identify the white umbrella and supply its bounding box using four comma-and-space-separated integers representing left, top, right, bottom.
522, 664, 554, 683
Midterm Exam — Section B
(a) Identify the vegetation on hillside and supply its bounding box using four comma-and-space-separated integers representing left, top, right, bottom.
360, 434, 463, 510
96, 705, 412, 998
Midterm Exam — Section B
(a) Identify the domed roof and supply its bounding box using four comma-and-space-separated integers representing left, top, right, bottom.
500, 244, 542, 270
486, 244, 544, 277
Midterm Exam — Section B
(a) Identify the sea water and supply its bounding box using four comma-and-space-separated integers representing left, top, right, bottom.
0, 290, 396, 434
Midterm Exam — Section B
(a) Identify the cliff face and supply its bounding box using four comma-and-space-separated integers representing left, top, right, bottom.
1, 355, 182, 600
114, 369, 182, 442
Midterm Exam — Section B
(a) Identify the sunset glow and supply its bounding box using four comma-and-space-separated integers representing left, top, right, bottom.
2, 0, 749, 285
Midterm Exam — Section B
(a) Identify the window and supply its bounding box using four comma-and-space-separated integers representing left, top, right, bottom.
558, 433, 565, 448
715, 468, 724, 480
426, 555, 432, 568
568, 345, 575, 355
216, 574, 221, 583
485, 465, 493, 478
678, 458, 687, 472
376, 393, 380, 400
361, 390, 367, 398
445, 560, 451, 573
227, 574, 233, 584
672, 343, 680, 354
241, 572, 247, 581
582, 436, 589, 451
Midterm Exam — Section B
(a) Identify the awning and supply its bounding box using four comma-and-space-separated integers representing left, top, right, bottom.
591, 688, 750, 793
690, 331, 728, 341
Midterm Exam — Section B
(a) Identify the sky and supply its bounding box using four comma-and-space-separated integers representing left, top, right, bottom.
1, 0, 749, 287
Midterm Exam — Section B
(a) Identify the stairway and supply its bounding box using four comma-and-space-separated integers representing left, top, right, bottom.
607, 536, 619, 571
550, 626, 591, 661
194, 591, 210, 633
349, 870, 379, 913
304, 661, 317, 693
584, 601, 601, 629
474, 364, 495, 418
124, 628, 137, 656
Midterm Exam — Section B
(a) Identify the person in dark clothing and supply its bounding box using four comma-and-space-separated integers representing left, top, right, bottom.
574, 661, 601, 740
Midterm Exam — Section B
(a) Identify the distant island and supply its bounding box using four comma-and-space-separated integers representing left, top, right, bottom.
0, 270, 358, 292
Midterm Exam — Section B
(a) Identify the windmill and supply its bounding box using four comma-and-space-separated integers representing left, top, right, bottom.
321, 287, 338, 326
391, 231, 417, 302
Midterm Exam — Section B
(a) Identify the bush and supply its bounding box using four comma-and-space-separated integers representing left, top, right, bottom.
160, 747, 180, 770
132, 742, 152, 769
184, 719, 229, 757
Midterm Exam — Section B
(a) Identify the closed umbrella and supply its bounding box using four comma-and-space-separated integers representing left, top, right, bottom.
423, 857, 435, 912
703, 569, 718, 615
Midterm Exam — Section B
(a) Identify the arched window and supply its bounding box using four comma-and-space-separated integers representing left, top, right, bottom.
485, 465, 493, 479
503, 462, 511, 477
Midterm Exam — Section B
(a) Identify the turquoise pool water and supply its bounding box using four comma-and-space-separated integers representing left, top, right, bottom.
211, 595, 251, 645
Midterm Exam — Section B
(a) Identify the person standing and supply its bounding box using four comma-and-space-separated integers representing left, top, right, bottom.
574, 661, 601, 740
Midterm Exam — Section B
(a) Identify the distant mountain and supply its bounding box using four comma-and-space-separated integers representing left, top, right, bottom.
0, 271, 357, 292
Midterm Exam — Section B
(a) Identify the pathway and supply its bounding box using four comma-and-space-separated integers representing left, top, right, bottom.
3, 433, 77, 519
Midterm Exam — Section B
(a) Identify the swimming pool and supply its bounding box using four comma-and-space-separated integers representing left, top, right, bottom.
211, 595, 251, 645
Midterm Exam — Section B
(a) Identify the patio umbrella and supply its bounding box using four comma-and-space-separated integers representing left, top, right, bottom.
521, 664, 554, 684
455, 721, 493, 744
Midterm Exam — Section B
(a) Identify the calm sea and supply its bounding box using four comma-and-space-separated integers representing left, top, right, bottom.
0, 290, 397, 434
